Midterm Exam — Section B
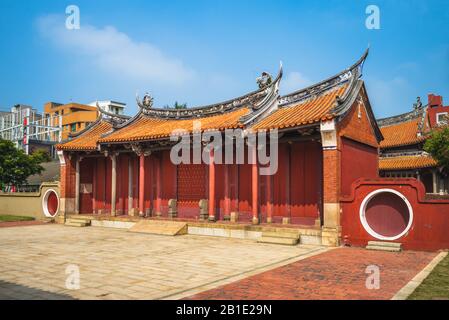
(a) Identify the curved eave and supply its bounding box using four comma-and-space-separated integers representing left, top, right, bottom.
98, 123, 246, 145
279, 48, 368, 107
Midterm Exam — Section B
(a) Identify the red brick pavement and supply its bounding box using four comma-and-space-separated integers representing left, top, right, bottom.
187, 247, 437, 300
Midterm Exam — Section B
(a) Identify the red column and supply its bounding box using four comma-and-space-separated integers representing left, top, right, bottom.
224, 164, 230, 219
252, 147, 259, 224
208, 148, 215, 221
266, 174, 273, 223
155, 156, 162, 216
92, 159, 97, 214
139, 154, 145, 217
286, 143, 291, 222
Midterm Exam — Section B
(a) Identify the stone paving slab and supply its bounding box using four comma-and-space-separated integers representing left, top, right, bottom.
0, 221, 47, 228
0, 224, 323, 300
187, 247, 438, 300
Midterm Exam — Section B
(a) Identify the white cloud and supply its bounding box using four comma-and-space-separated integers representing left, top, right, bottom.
281, 71, 312, 94
368, 76, 410, 117
37, 15, 195, 85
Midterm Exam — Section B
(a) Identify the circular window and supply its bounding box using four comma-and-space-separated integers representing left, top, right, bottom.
359, 189, 413, 241
42, 189, 59, 217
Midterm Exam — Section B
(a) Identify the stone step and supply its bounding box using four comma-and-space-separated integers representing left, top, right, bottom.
262, 231, 300, 239
65, 220, 89, 227
367, 241, 402, 248
366, 245, 401, 252
68, 218, 91, 225
129, 220, 188, 236
258, 236, 299, 245
68, 216, 92, 223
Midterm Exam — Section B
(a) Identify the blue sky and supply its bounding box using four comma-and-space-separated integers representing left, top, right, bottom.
0, 0, 448, 118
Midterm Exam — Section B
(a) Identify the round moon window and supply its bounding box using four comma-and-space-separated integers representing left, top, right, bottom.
42, 189, 59, 217
359, 189, 413, 241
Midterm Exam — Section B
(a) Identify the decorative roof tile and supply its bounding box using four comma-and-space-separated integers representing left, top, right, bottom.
379, 155, 437, 170
379, 118, 427, 148
252, 84, 347, 130
56, 121, 112, 151
99, 107, 249, 143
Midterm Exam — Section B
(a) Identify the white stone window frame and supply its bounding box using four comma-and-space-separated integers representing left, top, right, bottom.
436, 112, 448, 125
359, 188, 414, 241
42, 189, 60, 218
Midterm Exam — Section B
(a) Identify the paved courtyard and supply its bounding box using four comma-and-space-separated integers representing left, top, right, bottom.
0, 225, 325, 300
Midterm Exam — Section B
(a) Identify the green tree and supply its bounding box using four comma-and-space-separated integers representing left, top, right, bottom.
163, 101, 187, 109
424, 125, 449, 172
0, 139, 51, 188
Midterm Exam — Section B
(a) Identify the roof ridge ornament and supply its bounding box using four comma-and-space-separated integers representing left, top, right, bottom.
136, 92, 154, 110
95, 101, 130, 128
136, 62, 283, 120
279, 48, 369, 107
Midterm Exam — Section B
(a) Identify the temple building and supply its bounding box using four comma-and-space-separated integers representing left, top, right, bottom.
56, 49, 385, 246
378, 94, 449, 194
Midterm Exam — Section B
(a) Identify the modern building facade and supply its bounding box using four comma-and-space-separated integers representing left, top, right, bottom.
43, 102, 99, 140
44, 101, 127, 140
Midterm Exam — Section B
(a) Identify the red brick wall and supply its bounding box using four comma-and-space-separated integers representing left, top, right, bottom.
337, 91, 380, 197
338, 94, 379, 148
341, 138, 378, 197
323, 148, 341, 203
60, 153, 76, 199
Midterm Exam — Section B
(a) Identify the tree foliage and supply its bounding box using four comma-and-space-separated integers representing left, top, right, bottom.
0, 139, 51, 187
424, 124, 449, 172
163, 101, 187, 109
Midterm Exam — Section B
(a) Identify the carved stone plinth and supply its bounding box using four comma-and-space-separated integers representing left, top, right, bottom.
199, 199, 208, 220
168, 199, 178, 218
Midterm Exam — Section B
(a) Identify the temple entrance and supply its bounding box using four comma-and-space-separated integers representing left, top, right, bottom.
177, 163, 207, 219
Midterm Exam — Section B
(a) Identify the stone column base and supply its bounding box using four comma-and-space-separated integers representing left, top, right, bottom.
208, 216, 216, 222
252, 217, 259, 225
321, 227, 341, 247
168, 211, 178, 219
230, 212, 239, 223
282, 217, 290, 225
266, 217, 272, 224
128, 208, 138, 217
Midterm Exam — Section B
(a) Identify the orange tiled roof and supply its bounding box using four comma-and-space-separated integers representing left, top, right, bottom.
56, 121, 112, 151
379, 118, 426, 148
252, 84, 347, 130
99, 107, 249, 143
379, 155, 437, 170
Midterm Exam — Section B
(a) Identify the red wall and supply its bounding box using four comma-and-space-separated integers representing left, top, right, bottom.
79, 158, 94, 214
341, 178, 449, 251
341, 137, 378, 197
